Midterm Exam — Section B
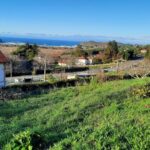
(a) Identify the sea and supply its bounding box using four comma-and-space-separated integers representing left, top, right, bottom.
0, 36, 80, 47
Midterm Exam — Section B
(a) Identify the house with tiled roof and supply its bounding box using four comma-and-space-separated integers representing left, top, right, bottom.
0, 51, 8, 88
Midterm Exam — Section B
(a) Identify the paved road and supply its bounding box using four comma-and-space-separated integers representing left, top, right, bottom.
6, 68, 103, 85
7, 59, 142, 85
6, 60, 142, 85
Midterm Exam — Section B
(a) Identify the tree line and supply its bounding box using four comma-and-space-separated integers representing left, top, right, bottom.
73, 41, 150, 63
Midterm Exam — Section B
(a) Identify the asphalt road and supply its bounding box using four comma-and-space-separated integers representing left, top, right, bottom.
6, 59, 143, 85
6, 68, 103, 85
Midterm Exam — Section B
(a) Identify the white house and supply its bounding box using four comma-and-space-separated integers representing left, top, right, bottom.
0, 51, 8, 88
140, 49, 147, 54
76, 57, 93, 66
58, 62, 68, 67
58, 59, 72, 67
67, 74, 77, 80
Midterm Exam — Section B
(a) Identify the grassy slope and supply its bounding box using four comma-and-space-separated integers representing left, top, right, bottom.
0, 79, 150, 149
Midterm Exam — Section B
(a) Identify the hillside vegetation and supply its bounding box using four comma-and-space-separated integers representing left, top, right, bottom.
0, 79, 150, 149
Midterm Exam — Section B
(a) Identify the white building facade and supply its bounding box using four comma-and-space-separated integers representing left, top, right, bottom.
0, 51, 8, 88
76, 58, 93, 66
0, 64, 5, 88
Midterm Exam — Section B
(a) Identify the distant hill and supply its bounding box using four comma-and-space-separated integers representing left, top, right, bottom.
80, 41, 134, 50
80, 41, 108, 49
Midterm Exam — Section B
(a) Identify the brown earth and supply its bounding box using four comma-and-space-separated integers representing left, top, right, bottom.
0, 44, 74, 59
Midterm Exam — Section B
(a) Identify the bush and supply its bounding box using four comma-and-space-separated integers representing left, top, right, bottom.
145, 49, 150, 60
32, 68, 36, 75
129, 84, 150, 99
96, 72, 107, 82
96, 73, 124, 82
4, 131, 46, 150
92, 57, 102, 64
46, 74, 57, 84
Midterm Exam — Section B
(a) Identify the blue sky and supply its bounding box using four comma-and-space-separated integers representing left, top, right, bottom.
0, 0, 150, 38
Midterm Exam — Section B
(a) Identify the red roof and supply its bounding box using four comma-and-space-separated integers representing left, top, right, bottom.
0, 51, 8, 63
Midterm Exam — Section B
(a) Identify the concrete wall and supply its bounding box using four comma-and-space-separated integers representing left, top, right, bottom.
0, 64, 5, 88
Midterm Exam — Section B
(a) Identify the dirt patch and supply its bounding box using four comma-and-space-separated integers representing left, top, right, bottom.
0, 45, 73, 59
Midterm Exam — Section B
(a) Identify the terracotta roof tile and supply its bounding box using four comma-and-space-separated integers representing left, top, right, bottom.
0, 51, 8, 63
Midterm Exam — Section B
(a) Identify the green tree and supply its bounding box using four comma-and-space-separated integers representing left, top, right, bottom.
74, 45, 88, 57
103, 41, 119, 63
145, 49, 150, 60
119, 45, 138, 60
143, 45, 150, 60
122, 49, 135, 60
12, 43, 39, 61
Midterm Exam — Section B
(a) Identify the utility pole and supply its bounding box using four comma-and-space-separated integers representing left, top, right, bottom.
10, 60, 13, 79
117, 60, 119, 73
60, 57, 63, 80
44, 57, 47, 82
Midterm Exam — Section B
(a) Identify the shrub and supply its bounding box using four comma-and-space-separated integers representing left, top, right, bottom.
129, 84, 150, 99
32, 68, 36, 75
92, 57, 102, 64
4, 131, 46, 150
145, 49, 150, 60
96, 72, 107, 82
46, 74, 57, 84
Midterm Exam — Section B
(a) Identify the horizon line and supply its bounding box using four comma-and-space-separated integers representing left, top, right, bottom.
1, 32, 150, 45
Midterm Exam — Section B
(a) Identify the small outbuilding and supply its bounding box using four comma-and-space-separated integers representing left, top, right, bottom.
0, 51, 8, 88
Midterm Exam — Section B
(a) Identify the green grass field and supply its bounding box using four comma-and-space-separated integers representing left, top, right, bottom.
0, 78, 150, 149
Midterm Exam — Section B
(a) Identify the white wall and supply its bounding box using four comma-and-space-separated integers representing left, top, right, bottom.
0, 64, 5, 88
58, 63, 68, 67
76, 59, 88, 66
76, 59, 92, 66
